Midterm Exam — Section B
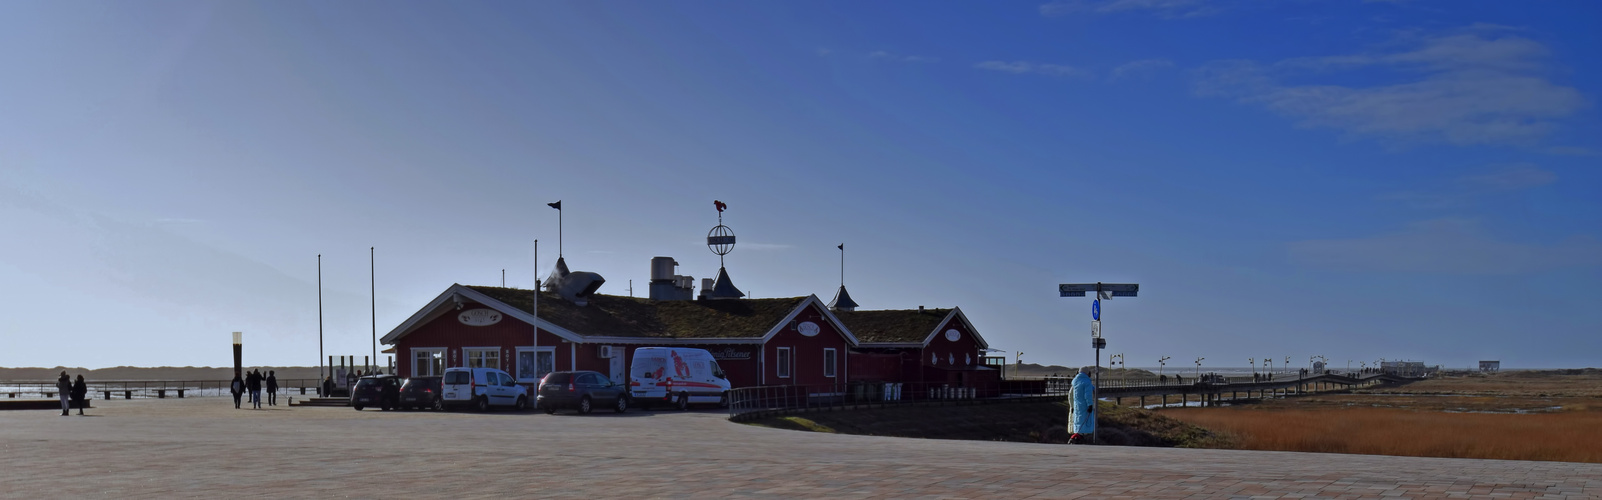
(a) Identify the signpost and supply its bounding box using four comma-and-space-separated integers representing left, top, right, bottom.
1058, 282, 1139, 445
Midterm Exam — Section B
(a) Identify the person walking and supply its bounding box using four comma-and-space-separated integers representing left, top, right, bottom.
321, 376, 334, 398
1069, 366, 1096, 444
247, 370, 263, 409
71, 374, 88, 416
230, 373, 244, 409
265, 370, 278, 406
56, 371, 71, 416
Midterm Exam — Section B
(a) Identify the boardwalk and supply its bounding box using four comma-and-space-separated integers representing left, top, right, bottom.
1, 397, 1596, 499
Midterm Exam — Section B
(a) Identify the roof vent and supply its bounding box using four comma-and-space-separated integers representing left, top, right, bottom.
918, 305, 925, 314
648, 257, 694, 301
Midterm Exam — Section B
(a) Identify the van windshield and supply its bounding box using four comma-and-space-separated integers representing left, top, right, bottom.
443, 372, 470, 385
709, 360, 726, 379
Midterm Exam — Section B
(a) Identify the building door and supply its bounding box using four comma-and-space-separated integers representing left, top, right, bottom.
609, 350, 625, 383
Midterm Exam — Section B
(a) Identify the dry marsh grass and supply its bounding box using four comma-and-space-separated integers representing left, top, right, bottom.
1163, 407, 1602, 463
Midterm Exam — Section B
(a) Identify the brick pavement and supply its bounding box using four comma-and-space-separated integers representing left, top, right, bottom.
0, 398, 1597, 499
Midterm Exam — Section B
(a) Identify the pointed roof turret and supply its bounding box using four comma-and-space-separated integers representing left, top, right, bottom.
829, 285, 858, 312
708, 266, 745, 300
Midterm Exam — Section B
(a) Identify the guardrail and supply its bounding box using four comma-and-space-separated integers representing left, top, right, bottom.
0, 379, 325, 400
729, 380, 1057, 420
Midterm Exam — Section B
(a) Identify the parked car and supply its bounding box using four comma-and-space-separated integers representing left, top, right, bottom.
441, 367, 528, 411
629, 347, 731, 410
537, 371, 628, 414
351, 375, 402, 411
398, 376, 443, 410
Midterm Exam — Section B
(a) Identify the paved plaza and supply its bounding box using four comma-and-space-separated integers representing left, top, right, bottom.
1, 397, 1598, 499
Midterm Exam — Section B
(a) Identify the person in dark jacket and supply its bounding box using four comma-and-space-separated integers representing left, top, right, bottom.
56, 372, 72, 416
265, 370, 278, 406
71, 375, 88, 415
321, 376, 335, 398
230, 373, 244, 409
246, 370, 262, 409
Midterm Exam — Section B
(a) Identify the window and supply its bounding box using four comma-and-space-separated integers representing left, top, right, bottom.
516, 347, 556, 383
776, 347, 792, 378
579, 373, 597, 386
823, 348, 837, 378
412, 348, 444, 377
466, 348, 500, 370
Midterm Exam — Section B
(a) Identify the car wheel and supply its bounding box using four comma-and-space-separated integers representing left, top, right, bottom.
514, 396, 528, 411
476, 396, 490, 412
614, 395, 629, 413
677, 392, 689, 411
579, 396, 593, 414
542, 401, 556, 415
719, 391, 730, 408
432, 397, 445, 411
353, 405, 363, 411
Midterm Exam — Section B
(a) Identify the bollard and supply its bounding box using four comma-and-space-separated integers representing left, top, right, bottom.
124, 391, 132, 400
103, 390, 111, 400
178, 389, 185, 398
158, 389, 165, 398
300, 387, 306, 395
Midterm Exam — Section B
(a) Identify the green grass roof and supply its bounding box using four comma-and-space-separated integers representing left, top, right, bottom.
833, 308, 950, 343
465, 286, 806, 339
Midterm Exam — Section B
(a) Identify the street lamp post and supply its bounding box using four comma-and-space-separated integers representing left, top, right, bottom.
1249, 358, 1255, 379
1195, 357, 1204, 378
1015, 351, 1024, 379
1109, 354, 1124, 386
1158, 356, 1170, 383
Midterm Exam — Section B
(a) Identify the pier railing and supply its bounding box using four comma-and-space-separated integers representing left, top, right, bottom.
0, 379, 326, 400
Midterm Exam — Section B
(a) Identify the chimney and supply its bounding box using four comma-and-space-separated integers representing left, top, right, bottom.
648, 257, 694, 301
918, 305, 925, 314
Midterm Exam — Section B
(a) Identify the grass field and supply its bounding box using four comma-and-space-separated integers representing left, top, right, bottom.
1161, 407, 1602, 463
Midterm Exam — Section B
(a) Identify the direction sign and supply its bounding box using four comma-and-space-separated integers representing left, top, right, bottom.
1058, 284, 1089, 297
1060, 283, 1138, 297
1091, 320, 1101, 338
1092, 300, 1100, 321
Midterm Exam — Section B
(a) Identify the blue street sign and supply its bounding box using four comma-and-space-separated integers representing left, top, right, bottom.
1092, 299, 1100, 321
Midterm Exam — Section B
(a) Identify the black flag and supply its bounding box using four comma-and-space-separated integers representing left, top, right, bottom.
547, 201, 561, 210
838, 243, 844, 250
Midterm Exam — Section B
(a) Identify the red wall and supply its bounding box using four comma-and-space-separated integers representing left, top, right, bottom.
392, 308, 621, 385
922, 316, 983, 369
762, 304, 851, 387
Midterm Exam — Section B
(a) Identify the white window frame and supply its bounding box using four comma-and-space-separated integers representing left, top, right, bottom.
776, 347, 792, 379
823, 348, 837, 378
464, 347, 500, 370
411, 348, 445, 377
515, 346, 557, 383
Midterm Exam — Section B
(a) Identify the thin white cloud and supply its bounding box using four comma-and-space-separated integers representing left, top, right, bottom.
1196, 27, 1588, 146
1040, 0, 1218, 19
1289, 218, 1602, 275
869, 51, 939, 64
1109, 58, 1175, 81
1381, 163, 1556, 209
974, 60, 1093, 78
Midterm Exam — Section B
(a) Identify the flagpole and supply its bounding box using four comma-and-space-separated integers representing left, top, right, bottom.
370, 246, 376, 375
318, 254, 324, 383
533, 239, 539, 381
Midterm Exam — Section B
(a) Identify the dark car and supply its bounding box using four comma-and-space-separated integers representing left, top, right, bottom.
399, 376, 443, 411
537, 371, 628, 414
351, 375, 402, 411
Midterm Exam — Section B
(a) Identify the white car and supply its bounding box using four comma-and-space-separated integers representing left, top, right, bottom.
630, 347, 731, 410
441, 367, 528, 411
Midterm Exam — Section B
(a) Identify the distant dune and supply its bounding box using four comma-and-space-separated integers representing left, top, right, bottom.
0, 366, 345, 381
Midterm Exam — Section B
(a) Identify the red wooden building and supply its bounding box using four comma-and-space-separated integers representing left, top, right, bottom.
380, 283, 997, 395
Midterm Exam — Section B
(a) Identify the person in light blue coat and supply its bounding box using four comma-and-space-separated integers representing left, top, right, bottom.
1070, 366, 1096, 443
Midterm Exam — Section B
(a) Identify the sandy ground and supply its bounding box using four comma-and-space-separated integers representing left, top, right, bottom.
1, 397, 1598, 499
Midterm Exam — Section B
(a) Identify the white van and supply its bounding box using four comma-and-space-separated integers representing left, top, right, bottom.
629, 347, 731, 410
441, 367, 528, 411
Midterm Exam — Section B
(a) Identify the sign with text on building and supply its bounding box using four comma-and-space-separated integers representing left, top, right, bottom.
708, 348, 753, 360
458, 309, 502, 326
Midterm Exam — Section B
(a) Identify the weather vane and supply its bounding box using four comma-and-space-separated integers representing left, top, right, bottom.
708, 200, 735, 267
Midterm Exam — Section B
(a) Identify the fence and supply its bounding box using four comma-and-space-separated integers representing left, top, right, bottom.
729, 380, 1055, 420
0, 379, 324, 400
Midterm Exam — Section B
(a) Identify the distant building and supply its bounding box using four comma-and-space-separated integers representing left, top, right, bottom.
1479, 360, 1500, 372
1380, 361, 1430, 377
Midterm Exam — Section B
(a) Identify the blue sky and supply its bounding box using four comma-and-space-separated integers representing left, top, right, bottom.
2, 1, 1598, 370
